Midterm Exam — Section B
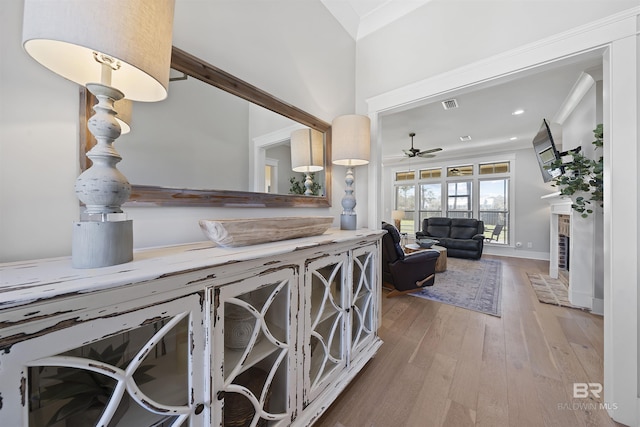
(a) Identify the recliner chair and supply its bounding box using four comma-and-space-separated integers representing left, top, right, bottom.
381, 222, 440, 298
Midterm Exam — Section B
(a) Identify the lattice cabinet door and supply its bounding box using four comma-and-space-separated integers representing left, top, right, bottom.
302, 251, 348, 407
211, 266, 297, 427
0, 293, 207, 427
349, 244, 379, 361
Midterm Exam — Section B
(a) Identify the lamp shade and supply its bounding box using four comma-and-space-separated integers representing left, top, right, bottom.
332, 114, 371, 166
291, 128, 324, 173
22, 0, 175, 102
392, 210, 405, 221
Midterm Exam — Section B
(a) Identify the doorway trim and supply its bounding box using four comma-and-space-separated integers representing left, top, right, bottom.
366, 7, 639, 425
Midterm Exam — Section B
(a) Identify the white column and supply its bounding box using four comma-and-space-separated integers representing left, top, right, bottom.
603, 33, 639, 426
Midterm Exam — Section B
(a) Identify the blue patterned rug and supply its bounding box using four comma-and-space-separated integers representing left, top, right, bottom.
410, 258, 503, 317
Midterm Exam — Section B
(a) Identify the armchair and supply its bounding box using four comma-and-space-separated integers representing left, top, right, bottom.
381, 222, 440, 298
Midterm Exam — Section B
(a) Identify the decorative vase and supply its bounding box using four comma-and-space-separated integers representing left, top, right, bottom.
224, 305, 261, 349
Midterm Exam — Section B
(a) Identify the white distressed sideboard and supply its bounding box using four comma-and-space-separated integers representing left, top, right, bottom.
0, 228, 383, 427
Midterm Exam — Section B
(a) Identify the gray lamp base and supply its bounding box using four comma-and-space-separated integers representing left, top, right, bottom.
72, 220, 133, 268
340, 214, 357, 230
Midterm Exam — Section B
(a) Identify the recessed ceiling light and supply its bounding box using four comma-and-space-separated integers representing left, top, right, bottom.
459, 135, 472, 142
512, 109, 525, 116
510, 136, 518, 141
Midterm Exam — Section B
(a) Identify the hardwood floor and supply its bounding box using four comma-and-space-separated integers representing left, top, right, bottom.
315, 255, 623, 427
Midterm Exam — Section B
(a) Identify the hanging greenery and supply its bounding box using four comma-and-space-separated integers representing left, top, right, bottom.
547, 124, 603, 218
289, 173, 322, 196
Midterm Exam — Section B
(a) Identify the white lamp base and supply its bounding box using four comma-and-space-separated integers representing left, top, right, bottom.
72, 220, 133, 268
340, 214, 357, 230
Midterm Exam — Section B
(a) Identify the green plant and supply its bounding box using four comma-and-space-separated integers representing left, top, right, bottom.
289, 173, 322, 196
36, 342, 154, 426
547, 124, 603, 218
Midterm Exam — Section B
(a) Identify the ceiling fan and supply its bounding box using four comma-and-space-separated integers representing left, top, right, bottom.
403, 132, 442, 158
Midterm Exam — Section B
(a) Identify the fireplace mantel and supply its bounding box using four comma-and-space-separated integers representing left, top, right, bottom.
544, 193, 572, 279
542, 192, 602, 314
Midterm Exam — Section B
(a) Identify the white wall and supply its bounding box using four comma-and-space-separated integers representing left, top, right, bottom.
0, 0, 355, 262
561, 83, 605, 311
355, 0, 638, 111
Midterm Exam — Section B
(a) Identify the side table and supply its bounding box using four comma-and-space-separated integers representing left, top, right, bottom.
404, 243, 447, 272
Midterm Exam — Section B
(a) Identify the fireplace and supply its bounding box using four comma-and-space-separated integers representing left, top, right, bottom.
543, 192, 603, 314
558, 214, 570, 281
544, 193, 572, 280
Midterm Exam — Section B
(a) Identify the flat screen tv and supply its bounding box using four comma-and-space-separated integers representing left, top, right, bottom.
532, 118, 563, 182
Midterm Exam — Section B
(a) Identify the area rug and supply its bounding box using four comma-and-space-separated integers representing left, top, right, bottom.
526, 272, 583, 309
410, 258, 503, 317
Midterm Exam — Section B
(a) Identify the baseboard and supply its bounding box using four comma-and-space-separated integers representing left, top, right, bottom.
591, 297, 604, 316
483, 245, 549, 261
569, 289, 593, 311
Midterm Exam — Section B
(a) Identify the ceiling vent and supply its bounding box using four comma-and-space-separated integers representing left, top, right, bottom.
442, 99, 459, 110
459, 135, 472, 142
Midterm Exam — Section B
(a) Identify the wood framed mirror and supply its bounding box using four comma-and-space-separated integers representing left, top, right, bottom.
80, 46, 331, 208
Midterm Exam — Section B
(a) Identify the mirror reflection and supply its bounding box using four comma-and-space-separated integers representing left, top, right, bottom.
79, 46, 332, 208
117, 73, 325, 196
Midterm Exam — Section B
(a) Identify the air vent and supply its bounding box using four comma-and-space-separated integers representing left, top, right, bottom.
459, 135, 472, 142
442, 99, 459, 110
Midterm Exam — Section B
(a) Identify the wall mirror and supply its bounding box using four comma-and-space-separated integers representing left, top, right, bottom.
80, 46, 331, 208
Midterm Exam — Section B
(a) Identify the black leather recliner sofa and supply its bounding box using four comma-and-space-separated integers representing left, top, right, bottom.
416, 217, 485, 259
381, 222, 440, 297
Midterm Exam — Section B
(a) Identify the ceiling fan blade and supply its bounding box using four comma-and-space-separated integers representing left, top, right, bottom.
418, 147, 443, 155
417, 153, 437, 158
402, 149, 415, 156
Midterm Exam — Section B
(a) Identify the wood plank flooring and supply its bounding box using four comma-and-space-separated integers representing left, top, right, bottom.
315, 256, 622, 427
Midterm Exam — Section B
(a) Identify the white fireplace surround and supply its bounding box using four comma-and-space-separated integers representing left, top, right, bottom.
543, 192, 604, 315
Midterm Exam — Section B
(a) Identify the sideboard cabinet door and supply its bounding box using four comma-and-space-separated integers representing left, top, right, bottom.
0, 293, 206, 427
210, 266, 297, 427
349, 244, 379, 361
302, 252, 349, 407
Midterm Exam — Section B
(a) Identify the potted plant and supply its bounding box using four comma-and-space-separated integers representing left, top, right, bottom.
289, 173, 322, 196
547, 124, 603, 217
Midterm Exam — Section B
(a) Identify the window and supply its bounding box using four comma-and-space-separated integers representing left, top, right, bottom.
395, 170, 415, 181
419, 183, 442, 222
447, 181, 472, 218
479, 161, 510, 174
479, 179, 509, 244
447, 165, 473, 176
420, 168, 441, 179
395, 185, 415, 232
390, 160, 512, 242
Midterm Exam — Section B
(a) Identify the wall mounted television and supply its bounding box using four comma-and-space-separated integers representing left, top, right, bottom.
532, 118, 563, 182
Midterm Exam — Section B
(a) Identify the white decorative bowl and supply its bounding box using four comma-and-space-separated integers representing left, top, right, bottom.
417, 238, 438, 248
199, 216, 333, 248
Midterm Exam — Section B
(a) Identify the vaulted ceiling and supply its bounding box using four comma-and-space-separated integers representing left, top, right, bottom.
321, 0, 603, 164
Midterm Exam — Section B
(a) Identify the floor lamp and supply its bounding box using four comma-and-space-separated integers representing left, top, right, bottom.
291, 128, 324, 195
22, 0, 175, 268
332, 115, 371, 230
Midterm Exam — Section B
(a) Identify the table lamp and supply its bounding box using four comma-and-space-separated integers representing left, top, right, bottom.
332, 115, 371, 230
22, 0, 175, 268
392, 210, 405, 230
291, 128, 324, 195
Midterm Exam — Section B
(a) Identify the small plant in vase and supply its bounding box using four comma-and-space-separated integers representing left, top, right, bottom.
289, 173, 322, 196
546, 124, 603, 218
